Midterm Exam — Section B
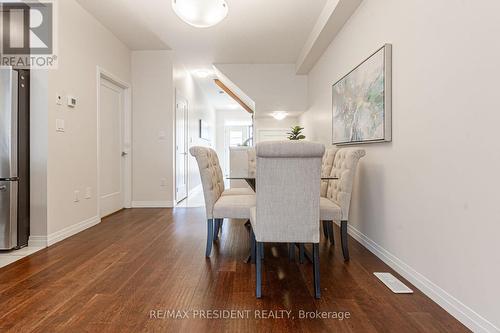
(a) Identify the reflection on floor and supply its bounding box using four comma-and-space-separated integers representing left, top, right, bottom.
0, 246, 44, 268
175, 186, 205, 208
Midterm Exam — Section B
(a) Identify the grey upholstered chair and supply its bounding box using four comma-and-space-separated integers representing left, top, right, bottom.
320, 148, 366, 261
250, 141, 325, 299
190, 146, 256, 257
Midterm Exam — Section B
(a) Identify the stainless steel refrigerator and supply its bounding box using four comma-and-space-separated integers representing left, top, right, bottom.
0, 67, 19, 250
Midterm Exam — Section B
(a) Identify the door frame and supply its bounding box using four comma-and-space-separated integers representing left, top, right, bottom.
174, 91, 189, 204
96, 67, 132, 219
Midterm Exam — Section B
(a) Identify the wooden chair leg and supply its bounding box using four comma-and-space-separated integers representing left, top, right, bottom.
256, 241, 262, 298
213, 219, 220, 241
322, 221, 328, 239
341, 220, 350, 261
326, 221, 335, 245
299, 244, 305, 264
313, 243, 321, 299
250, 229, 256, 264
288, 243, 295, 262
205, 219, 214, 257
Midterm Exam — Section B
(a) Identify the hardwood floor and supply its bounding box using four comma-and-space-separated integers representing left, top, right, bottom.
0, 208, 469, 332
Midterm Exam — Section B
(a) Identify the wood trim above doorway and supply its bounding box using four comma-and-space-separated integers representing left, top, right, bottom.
214, 79, 254, 114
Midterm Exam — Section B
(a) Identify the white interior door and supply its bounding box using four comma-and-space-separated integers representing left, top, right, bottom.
99, 78, 125, 217
175, 98, 188, 203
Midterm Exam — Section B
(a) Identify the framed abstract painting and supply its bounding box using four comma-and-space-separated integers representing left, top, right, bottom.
332, 44, 392, 145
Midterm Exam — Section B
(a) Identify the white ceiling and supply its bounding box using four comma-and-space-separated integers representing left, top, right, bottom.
76, 0, 327, 68
76, 0, 329, 117
196, 74, 246, 112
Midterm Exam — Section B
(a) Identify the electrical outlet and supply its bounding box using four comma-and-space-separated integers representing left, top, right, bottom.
74, 190, 80, 202
85, 187, 92, 199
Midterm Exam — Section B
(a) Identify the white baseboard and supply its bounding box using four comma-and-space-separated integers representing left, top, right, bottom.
48, 216, 101, 246
344, 222, 499, 333
28, 215, 101, 248
28, 236, 48, 248
131, 201, 174, 208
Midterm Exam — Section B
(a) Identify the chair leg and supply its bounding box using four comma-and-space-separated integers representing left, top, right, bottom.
299, 244, 305, 264
322, 221, 328, 239
256, 241, 262, 298
288, 243, 295, 262
313, 243, 321, 299
326, 221, 335, 245
205, 219, 214, 257
250, 229, 256, 264
213, 219, 220, 241
341, 220, 350, 261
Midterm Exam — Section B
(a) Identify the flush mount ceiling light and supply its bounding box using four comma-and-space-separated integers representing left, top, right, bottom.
271, 112, 288, 120
172, 0, 229, 28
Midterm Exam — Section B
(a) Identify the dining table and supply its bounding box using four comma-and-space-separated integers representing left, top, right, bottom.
227, 176, 338, 192
226, 175, 339, 263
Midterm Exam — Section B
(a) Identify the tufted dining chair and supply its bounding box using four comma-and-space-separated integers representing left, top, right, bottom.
320, 148, 338, 239
248, 148, 256, 178
190, 146, 256, 257
320, 148, 366, 261
250, 141, 325, 299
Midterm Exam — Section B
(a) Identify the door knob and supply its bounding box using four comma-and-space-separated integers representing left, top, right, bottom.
121, 152, 128, 157
0, 185, 7, 192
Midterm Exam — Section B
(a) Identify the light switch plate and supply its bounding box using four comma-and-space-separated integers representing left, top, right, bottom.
56, 119, 65, 132
374, 273, 413, 294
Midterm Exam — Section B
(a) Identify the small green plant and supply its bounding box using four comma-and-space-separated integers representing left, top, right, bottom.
287, 126, 306, 140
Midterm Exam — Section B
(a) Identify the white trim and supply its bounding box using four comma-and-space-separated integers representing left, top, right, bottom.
343, 222, 500, 333
131, 201, 175, 208
174, 91, 189, 204
96, 67, 132, 220
28, 236, 48, 248
28, 216, 102, 248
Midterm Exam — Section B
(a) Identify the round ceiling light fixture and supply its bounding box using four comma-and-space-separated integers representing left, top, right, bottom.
172, 0, 229, 28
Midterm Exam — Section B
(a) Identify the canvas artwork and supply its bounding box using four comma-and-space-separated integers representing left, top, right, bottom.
332, 44, 392, 145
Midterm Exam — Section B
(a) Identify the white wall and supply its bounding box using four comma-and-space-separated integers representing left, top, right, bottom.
214, 108, 252, 173
254, 116, 300, 142
174, 65, 216, 192
131, 51, 174, 207
300, 0, 500, 331
46, 0, 131, 237
215, 64, 308, 117
30, 70, 48, 240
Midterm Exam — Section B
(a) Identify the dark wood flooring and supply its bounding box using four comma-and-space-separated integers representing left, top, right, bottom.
0, 208, 469, 332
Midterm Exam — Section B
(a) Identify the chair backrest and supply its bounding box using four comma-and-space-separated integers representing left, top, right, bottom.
189, 146, 225, 219
326, 148, 366, 220
248, 148, 256, 178
321, 147, 339, 197
254, 141, 325, 243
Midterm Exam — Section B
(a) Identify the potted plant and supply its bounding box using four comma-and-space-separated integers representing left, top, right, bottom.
287, 126, 306, 140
